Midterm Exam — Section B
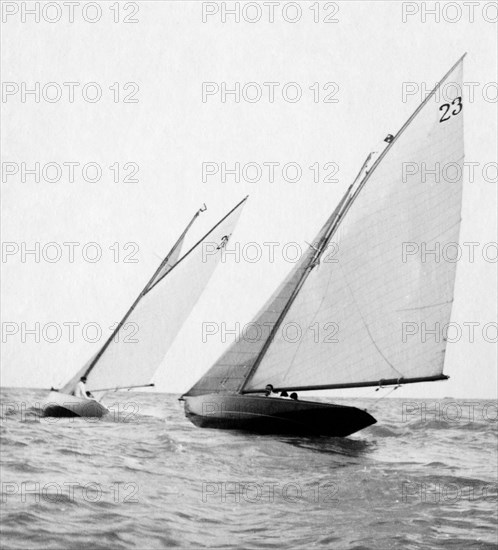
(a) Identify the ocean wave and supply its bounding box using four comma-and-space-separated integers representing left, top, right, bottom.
1, 389, 496, 549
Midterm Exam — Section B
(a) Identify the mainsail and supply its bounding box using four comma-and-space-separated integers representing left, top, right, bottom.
61, 198, 247, 395
186, 54, 465, 396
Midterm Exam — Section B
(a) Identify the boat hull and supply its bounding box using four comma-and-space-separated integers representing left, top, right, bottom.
43, 391, 109, 418
184, 393, 376, 437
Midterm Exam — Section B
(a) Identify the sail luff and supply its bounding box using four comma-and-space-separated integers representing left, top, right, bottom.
82, 208, 204, 379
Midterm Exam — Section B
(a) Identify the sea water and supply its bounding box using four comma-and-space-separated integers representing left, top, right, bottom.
1, 388, 496, 549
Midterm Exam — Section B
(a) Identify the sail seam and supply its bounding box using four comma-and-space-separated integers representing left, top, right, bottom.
396, 300, 453, 312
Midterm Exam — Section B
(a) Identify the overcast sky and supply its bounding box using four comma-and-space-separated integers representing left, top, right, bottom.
2, 1, 497, 399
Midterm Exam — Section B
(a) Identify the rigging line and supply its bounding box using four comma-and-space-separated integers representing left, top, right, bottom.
146, 195, 248, 294
359, 385, 383, 398
358, 384, 397, 399
374, 385, 401, 403
338, 260, 405, 379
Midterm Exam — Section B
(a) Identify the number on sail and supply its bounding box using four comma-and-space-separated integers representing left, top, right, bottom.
439, 96, 462, 123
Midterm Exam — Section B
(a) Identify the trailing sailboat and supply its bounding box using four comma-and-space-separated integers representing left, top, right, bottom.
181, 55, 466, 436
44, 197, 248, 417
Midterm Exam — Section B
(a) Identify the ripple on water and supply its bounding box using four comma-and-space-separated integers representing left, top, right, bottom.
1, 389, 496, 549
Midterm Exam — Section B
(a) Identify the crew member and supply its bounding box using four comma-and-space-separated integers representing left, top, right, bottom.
265, 384, 277, 397
73, 376, 91, 399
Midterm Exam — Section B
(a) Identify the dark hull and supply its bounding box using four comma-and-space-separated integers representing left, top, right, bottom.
184, 393, 376, 437
43, 392, 109, 417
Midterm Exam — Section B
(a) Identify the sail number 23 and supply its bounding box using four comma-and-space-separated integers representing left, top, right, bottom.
439, 96, 462, 123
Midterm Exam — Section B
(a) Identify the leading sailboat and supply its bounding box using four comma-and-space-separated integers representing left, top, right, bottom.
45, 197, 247, 417
181, 55, 466, 437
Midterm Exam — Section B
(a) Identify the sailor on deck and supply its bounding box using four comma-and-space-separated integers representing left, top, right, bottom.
264, 384, 278, 397
73, 376, 91, 399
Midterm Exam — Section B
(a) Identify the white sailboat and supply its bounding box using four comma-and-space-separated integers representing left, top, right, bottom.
181, 55, 466, 437
44, 198, 248, 417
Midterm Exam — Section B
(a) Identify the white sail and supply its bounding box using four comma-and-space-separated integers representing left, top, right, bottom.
183, 247, 314, 396
61, 230, 189, 395
244, 58, 464, 392
183, 197, 350, 397
62, 199, 246, 394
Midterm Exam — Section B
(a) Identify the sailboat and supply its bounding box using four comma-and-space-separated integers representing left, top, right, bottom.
181, 54, 466, 437
44, 197, 247, 417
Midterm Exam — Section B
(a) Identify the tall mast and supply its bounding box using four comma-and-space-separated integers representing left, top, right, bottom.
241, 53, 466, 393
240, 185, 353, 392
83, 206, 206, 379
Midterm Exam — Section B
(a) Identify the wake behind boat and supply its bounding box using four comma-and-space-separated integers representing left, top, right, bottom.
44, 198, 248, 417
181, 54, 466, 437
